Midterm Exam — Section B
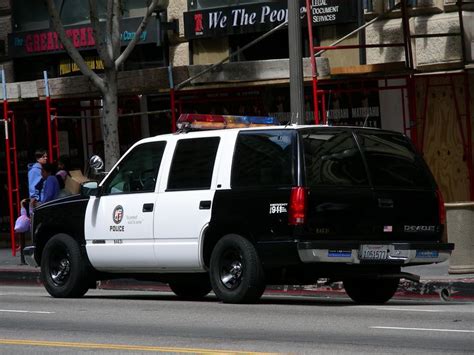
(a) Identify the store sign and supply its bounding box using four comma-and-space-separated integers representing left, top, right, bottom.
59, 56, 104, 76
184, 0, 357, 39
8, 17, 160, 58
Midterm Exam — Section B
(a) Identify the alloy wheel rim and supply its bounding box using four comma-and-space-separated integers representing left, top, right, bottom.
49, 249, 71, 286
220, 249, 243, 290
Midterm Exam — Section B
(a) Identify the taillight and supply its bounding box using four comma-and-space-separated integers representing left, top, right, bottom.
436, 189, 446, 225
288, 187, 308, 225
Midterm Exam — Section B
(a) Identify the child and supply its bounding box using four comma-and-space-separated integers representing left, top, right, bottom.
40, 163, 60, 203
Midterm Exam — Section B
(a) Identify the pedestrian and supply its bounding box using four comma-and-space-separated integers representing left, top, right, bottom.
56, 155, 72, 197
27, 149, 47, 204
39, 163, 60, 203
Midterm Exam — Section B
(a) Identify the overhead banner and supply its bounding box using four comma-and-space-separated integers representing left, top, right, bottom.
8, 16, 161, 58
184, 0, 358, 40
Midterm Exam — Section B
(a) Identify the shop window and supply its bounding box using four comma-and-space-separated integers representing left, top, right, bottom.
12, 0, 148, 31
229, 30, 289, 61
12, 0, 49, 32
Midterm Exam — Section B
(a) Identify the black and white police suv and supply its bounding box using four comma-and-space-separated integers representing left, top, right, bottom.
25, 114, 454, 304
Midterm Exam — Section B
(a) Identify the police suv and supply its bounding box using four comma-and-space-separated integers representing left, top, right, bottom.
25, 114, 454, 304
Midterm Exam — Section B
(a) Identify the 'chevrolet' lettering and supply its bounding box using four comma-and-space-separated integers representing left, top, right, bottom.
404, 225, 436, 233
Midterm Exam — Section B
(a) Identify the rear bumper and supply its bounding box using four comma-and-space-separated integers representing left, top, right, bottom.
298, 241, 454, 265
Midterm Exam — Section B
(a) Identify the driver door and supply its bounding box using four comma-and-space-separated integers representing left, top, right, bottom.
85, 141, 166, 271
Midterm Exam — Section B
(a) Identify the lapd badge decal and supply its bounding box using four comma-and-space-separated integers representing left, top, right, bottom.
113, 205, 124, 224
110, 206, 125, 232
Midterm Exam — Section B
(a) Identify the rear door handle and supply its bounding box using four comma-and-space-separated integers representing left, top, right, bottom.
142, 203, 154, 212
378, 198, 394, 208
199, 200, 211, 210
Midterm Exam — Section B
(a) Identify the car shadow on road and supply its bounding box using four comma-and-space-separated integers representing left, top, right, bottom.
80, 292, 466, 307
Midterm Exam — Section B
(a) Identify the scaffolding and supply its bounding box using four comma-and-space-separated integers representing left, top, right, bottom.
304, 0, 473, 200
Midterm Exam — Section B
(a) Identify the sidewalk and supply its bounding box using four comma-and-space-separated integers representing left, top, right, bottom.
1, 247, 473, 301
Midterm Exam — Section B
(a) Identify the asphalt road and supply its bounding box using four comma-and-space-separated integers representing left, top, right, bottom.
0, 286, 473, 354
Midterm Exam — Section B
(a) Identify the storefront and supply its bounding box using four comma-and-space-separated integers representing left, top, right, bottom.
0, 2, 169, 236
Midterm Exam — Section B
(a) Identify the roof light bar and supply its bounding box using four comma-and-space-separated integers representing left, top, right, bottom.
177, 114, 280, 130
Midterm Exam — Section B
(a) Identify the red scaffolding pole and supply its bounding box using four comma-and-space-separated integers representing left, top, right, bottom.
304, 1, 409, 128
2, 70, 20, 256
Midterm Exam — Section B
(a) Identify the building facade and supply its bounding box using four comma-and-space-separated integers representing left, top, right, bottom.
0, 0, 473, 238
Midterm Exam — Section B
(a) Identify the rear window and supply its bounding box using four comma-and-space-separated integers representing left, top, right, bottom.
301, 130, 369, 187
232, 130, 295, 188
356, 132, 434, 188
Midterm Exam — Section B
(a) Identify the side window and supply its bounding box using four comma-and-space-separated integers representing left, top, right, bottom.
103, 142, 166, 195
302, 130, 369, 186
167, 137, 220, 190
357, 132, 434, 188
232, 130, 295, 188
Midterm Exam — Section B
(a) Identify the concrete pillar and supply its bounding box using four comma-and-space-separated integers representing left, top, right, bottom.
446, 202, 474, 274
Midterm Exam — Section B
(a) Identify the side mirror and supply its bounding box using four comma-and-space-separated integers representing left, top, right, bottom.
89, 155, 104, 171
81, 181, 100, 197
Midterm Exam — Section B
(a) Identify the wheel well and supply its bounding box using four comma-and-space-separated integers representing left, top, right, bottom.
202, 229, 255, 268
35, 228, 84, 266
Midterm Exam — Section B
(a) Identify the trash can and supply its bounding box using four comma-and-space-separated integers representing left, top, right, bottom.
445, 202, 474, 274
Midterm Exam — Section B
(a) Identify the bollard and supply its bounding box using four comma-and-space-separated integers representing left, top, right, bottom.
18, 232, 26, 265
445, 202, 474, 274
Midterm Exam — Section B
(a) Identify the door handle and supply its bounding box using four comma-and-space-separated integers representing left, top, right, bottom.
378, 198, 394, 209
142, 203, 154, 212
199, 200, 211, 210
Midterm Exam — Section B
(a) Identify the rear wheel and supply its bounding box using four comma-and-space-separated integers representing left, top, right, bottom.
343, 277, 400, 304
169, 275, 212, 300
41, 234, 89, 298
210, 234, 265, 304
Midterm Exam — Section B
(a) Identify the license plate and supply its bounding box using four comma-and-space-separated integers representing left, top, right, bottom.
359, 245, 390, 260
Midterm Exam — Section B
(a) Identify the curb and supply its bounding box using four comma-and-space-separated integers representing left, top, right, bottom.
1, 268, 473, 301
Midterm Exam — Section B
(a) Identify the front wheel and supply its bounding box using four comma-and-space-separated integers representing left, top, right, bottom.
41, 234, 90, 298
343, 277, 400, 304
210, 234, 265, 304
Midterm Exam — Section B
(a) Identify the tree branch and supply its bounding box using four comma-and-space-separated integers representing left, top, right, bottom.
111, 0, 121, 60
88, 0, 113, 69
106, 0, 114, 60
45, 0, 105, 92
115, 0, 158, 69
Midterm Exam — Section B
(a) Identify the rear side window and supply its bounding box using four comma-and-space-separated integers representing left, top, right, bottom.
357, 132, 434, 188
302, 130, 369, 187
167, 137, 220, 190
232, 130, 295, 188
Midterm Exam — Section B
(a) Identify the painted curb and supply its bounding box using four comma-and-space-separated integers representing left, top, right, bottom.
1, 269, 473, 301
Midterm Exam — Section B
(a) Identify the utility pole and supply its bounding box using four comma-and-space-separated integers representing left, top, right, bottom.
288, 0, 305, 125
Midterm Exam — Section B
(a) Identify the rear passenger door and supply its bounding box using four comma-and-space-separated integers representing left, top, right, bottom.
154, 136, 220, 270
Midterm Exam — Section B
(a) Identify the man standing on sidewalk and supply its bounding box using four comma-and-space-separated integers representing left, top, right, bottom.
27, 149, 47, 204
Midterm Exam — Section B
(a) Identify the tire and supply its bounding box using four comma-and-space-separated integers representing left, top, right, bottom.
210, 234, 265, 304
343, 277, 400, 304
169, 275, 212, 300
40, 234, 90, 298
